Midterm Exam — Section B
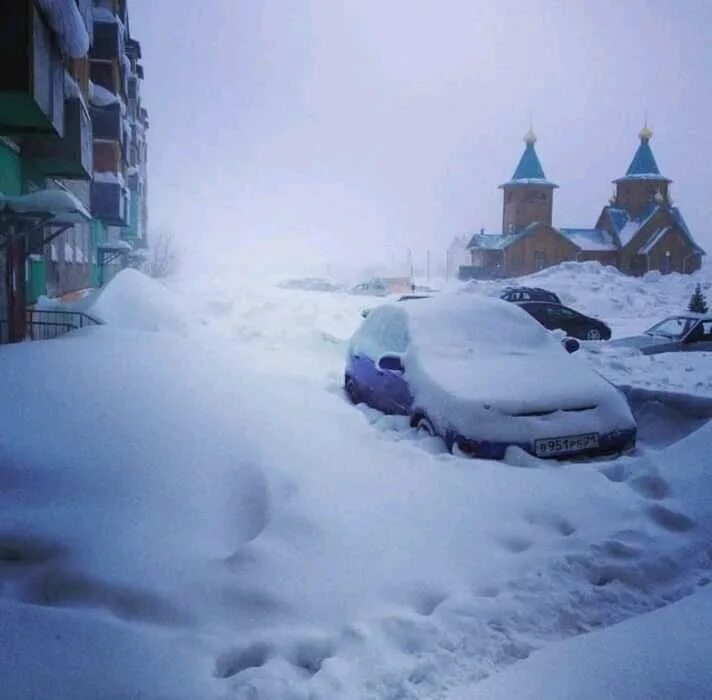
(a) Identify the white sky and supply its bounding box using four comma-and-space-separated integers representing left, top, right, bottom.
131, 0, 712, 275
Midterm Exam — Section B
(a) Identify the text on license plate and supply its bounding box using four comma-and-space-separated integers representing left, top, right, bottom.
534, 433, 599, 457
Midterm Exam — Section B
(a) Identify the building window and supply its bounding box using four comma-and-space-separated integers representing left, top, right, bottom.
534, 250, 547, 271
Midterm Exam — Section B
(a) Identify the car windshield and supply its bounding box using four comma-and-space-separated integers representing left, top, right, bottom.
645, 317, 696, 339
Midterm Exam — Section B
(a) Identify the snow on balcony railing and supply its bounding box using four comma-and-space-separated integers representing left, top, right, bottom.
36, 0, 91, 58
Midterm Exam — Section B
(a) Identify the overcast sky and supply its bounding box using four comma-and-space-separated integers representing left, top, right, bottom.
130, 0, 712, 275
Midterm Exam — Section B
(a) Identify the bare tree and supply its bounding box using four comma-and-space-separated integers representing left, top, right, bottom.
143, 228, 180, 279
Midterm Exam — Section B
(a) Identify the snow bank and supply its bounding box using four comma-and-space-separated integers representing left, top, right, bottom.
2, 263, 710, 698
2, 316, 710, 697
453, 583, 712, 700
90, 268, 190, 333
463, 260, 712, 338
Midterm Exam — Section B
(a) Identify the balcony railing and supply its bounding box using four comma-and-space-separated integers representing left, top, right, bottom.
91, 101, 122, 141
23, 95, 93, 179
91, 180, 128, 226
0, 1, 64, 135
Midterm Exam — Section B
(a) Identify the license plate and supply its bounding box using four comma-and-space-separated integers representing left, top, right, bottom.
534, 432, 599, 457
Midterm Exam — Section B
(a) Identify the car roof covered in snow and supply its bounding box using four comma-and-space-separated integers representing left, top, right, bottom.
389, 292, 551, 351
661, 312, 712, 322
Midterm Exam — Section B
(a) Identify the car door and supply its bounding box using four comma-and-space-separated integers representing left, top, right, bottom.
349, 307, 411, 413
372, 307, 412, 414
546, 305, 583, 337
522, 302, 556, 329
682, 320, 712, 352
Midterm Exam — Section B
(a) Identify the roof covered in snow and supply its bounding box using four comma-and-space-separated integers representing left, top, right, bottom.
0, 189, 91, 224
603, 203, 705, 254
560, 228, 617, 252
466, 232, 519, 251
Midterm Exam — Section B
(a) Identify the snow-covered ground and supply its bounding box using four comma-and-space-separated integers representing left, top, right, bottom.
1, 262, 711, 699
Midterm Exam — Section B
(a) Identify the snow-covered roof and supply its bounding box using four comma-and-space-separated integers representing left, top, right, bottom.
559, 228, 617, 252
36, 0, 90, 58
606, 204, 659, 247
467, 232, 519, 251
604, 204, 705, 255
0, 189, 91, 224
98, 240, 132, 252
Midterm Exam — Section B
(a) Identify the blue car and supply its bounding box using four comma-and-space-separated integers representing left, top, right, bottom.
344, 294, 636, 460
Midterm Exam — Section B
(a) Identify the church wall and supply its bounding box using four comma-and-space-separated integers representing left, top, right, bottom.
503, 226, 578, 277
502, 186, 553, 232
616, 181, 669, 218
644, 227, 699, 275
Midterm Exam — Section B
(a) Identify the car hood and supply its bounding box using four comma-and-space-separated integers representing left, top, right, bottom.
609, 334, 673, 351
407, 348, 614, 412
404, 348, 634, 441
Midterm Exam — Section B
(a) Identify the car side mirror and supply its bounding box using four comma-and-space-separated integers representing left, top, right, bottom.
377, 354, 405, 373
563, 337, 580, 354
361, 309, 370, 319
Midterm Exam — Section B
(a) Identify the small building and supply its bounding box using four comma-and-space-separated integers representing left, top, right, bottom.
460, 127, 704, 279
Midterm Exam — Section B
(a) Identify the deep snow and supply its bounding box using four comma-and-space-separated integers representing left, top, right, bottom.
1, 261, 711, 699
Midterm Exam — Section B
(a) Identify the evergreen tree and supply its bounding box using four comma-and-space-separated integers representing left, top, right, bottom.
688, 283, 709, 314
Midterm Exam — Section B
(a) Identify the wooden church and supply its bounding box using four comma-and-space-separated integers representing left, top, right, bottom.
460, 127, 705, 279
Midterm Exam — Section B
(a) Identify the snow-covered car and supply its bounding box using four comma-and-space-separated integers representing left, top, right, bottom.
361, 294, 432, 318
612, 313, 712, 355
277, 277, 343, 292
345, 294, 636, 460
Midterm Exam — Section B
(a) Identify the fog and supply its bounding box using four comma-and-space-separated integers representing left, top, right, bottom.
130, 0, 712, 277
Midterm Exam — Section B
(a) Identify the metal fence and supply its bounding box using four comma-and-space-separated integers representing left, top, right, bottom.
0, 309, 103, 345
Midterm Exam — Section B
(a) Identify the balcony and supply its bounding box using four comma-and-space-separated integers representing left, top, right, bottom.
93, 139, 122, 174
23, 96, 93, 179
91, 18, 123, 61
90, 59, 120, 96
0, 1, 64, 135
91, 180, 128, 226
91, 102, 122, 141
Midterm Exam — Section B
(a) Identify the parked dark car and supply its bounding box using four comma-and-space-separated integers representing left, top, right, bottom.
515, 301, 612, 341
500, 286, 561, 304
611, 313, 712, 355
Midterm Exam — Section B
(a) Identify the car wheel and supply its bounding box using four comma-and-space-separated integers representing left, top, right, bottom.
345, 376, 361, 404
586, 328, 602, 341
415, 415, 436, 436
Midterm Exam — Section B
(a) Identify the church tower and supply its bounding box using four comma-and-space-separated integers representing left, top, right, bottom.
499, 129, 558, 234
613, 125, 671, 217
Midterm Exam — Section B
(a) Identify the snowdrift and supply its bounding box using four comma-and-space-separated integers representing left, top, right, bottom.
1, 265, 711, 698
91, 268, 190, 333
